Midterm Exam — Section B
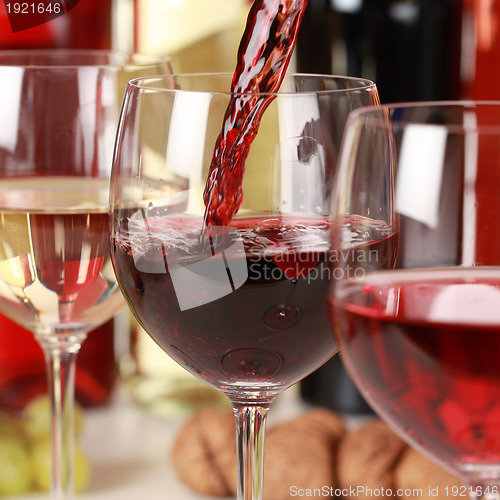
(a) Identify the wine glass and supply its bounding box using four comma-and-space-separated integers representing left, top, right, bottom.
109, 72, 379, 500
0, 50, 170, 500
330, 101, 500, 500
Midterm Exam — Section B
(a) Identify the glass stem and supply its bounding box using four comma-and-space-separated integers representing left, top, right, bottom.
232, 403, 271, 500
38, 334, 84, 500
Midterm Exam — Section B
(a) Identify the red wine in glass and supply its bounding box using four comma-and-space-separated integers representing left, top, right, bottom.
113, 216, 331, 389
331, 267, 500, 477
112, 216, 396, 391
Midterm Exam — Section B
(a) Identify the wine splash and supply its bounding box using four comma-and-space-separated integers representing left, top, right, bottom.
202, 0, 308, 232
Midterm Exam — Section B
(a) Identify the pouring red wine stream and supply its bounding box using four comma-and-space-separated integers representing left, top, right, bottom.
202, 0, 308, 233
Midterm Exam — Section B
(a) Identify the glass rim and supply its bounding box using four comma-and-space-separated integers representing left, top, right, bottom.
126, 72, 378, 96
0, 49, 169, 69
347, 100, 500, 132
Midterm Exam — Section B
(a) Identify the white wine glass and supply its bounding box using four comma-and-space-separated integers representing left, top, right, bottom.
0, 50, 170, 500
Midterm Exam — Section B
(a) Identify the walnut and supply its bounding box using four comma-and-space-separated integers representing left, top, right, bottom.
261, 408, 346, 500
172, 407, 345, 499
394, 446, 464, 500
171, 408, 235, 497
337, 419, 407, 499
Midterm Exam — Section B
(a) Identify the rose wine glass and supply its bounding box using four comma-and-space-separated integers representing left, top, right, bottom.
0, 50, 170, 500
330, 101, 500, 500
109, 72, 379, 500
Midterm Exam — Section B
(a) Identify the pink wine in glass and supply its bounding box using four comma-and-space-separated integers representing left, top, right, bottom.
112, 216, 396, 392
331, 267, 500, 478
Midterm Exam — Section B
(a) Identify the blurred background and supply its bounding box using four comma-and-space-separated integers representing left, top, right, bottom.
2, 0, 494, 100
0, 0, 498, 417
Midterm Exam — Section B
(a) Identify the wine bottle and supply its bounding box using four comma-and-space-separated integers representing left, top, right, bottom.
0, 0, 115, 49
460, 0, 500, 99
0, 314, 118, 411
297, 0, 463, 101
297, 0, 463, 415
370, 0, 463, 102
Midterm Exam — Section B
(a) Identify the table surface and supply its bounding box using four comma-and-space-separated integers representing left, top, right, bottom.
13, 386, 317, 500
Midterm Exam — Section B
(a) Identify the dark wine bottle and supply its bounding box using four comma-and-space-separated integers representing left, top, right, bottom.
370, 0, 463, 102
297, 0, 463, 414
297, 0, 463, 101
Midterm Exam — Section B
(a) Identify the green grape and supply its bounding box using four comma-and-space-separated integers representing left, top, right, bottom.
30, 439, 91, 493
0, 435, 32, 496
30, 439, 50, 492
22, 395, 84, 442
0, 413, 25, 444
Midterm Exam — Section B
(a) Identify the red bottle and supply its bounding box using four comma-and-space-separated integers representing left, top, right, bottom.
0, 0, 114, 49
461, 0, 500, 100
0, 0, 129, 411
0, 314, 117, 411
